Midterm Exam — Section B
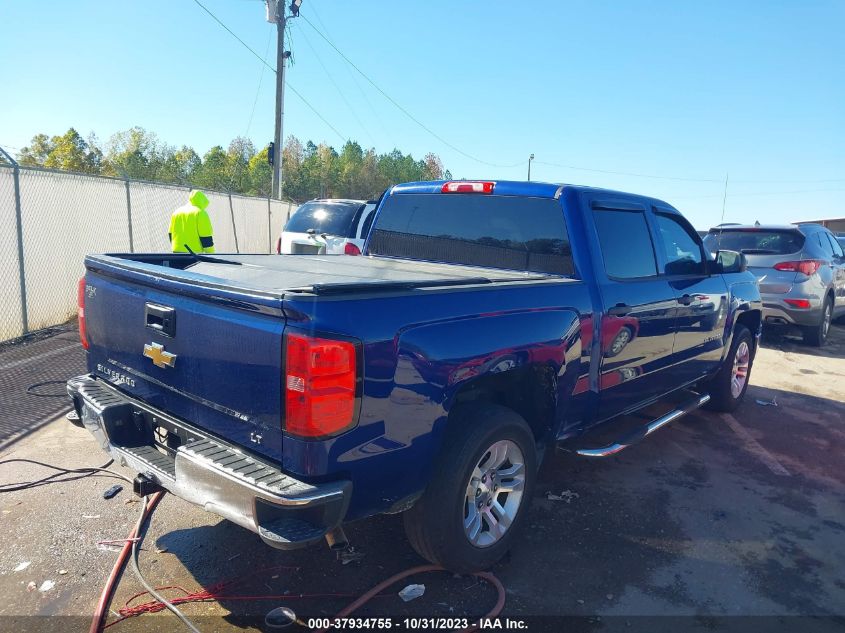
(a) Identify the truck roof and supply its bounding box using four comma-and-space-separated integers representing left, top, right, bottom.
390, 180, 681, 211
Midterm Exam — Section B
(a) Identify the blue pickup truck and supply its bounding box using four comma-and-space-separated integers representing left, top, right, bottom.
68, 180, 762, 572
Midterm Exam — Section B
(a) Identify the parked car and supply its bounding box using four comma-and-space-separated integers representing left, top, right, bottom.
703, 224, 845, 346
277, 199, 376, 255
68, 180, 761, 572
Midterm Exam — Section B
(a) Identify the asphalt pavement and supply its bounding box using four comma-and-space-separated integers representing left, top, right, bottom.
0, 322, 843, 632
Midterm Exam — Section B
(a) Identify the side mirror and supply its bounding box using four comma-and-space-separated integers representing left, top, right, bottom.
715, 249, 747, 274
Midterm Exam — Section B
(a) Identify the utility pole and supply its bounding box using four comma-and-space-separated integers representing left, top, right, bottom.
527, 154, 534, 181
268, 1, 300, 200
268, 1, 286, 200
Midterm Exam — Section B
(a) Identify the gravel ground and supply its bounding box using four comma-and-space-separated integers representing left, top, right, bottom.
0, 324, 843, 632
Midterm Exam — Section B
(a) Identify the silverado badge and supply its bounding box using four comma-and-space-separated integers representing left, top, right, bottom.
143, 342, 176, 369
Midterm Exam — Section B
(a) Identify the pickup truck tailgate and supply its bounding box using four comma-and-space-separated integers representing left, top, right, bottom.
82, 257, 286, 461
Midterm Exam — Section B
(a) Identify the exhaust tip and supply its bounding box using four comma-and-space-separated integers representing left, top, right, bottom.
325, 526, 348, 551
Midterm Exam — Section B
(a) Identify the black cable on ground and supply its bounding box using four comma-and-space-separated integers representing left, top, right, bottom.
0, 458, 131, 493
25, 380, 71, 397
130, 495, 202, 633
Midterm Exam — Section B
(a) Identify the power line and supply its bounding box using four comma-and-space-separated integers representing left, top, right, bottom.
300, 14, 525, 169
191, 0, 346, 144
532, 160, 722, 183
227, 25, 275, 193
673, 187, 845, 199
244, 27, 275, 139
294, 22, 374, 145
286, 83, 347, 142
725, 177, 845, 184
533, 159, 845, 185
192, 0, 274, 72
306, 0, 397, 148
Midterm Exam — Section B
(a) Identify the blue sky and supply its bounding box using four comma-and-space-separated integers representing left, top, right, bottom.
1, 0, 843, 228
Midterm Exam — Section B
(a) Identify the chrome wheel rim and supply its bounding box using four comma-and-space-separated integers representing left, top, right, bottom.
610, 328, 631, 355
731, 341, 750, 398
822, 304, 831, 338
463, 440, 525, 548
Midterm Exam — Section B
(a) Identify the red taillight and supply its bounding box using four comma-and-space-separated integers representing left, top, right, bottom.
344, 242, 362, 256
276, 236, 282, 254
784, 299, 811, 309
774, 260, 823, 276
77, 277, 89, 350
284, 333, 357, 438
441, 181, 495, 194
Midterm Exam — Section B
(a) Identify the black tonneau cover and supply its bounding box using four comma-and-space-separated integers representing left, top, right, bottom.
181, 254, 554, 295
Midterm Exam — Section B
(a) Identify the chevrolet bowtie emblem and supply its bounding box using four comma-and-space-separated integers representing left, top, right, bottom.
143, 342, 176, 369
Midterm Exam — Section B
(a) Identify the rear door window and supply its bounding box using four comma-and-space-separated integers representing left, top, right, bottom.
702, 230, 804, 255
592, 208, 658, 279
369, 194, 574, 275
284, 201, 363, 237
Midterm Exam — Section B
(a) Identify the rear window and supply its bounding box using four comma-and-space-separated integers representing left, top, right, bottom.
593, 209, 658, 278
284, 201, 363, 237
702, 230, 805, 255
368, 194, 573, 275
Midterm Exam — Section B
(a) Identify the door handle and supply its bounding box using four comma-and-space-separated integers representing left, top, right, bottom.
145, 303, 176, 337
677, 294, 694, 306
608, 303, 632, 317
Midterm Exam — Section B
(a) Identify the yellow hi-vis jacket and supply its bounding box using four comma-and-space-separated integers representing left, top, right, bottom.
169, 190, 215, 253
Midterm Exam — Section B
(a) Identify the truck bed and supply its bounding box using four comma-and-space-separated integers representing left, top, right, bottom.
95, 253, 558, 296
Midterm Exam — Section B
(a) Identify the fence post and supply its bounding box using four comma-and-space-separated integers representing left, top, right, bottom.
123, 175, 134, 253
1, 147, 28, 334
228, 192, 240, 253
267, 196, 272, 253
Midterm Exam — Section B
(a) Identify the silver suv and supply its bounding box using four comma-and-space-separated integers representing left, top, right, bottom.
703, 224, 845, 346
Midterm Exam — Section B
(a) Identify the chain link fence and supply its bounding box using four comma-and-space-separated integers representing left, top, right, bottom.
0, 160, 296, 343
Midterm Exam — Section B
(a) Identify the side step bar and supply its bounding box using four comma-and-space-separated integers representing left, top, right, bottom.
573, 393, 710, 458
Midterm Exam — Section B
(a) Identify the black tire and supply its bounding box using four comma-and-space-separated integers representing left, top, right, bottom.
802, 297, 832, 347
704, 324, 754, 412
403, 404, 537, 573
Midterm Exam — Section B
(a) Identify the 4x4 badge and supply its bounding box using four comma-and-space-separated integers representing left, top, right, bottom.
143, 342, 176, 369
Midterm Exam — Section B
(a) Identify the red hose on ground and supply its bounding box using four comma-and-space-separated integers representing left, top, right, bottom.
317, 564, 507, 633
90, 495, 505, 632
89, 491, 165, 633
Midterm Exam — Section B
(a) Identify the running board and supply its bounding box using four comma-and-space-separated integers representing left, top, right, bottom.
570, 393, 710, 458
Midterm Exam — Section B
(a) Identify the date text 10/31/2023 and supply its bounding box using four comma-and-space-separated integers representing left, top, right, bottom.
305, 618, 528, 630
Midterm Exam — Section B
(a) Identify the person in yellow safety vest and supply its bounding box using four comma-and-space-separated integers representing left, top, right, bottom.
169, 190, 215, 253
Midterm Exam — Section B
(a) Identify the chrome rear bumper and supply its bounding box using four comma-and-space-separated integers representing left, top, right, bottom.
67, 375, 350, 549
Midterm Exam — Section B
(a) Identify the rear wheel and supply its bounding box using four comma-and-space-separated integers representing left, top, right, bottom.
704, 324, 753, 412
403, 404, 537, 573
802, 297, 832, 347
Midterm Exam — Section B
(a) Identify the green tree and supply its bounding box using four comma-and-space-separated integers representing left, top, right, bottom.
104, 127, 163, 179
192, 146, 228, 191
14, 127, 446, 200
248, 146, 273, 196
18, 133, 55, 167
17, 129, 103, 173
157, 146, 201, 184
280, 136, 305, 200
422, 153, 444, 181
225, 137, 255, 193
44, 129, 102, 174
